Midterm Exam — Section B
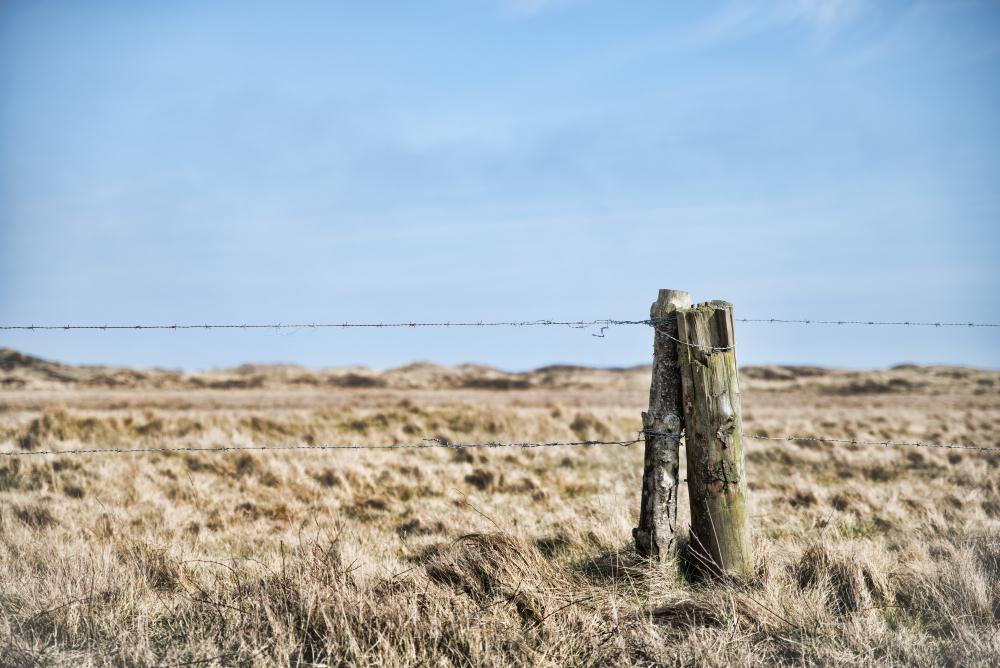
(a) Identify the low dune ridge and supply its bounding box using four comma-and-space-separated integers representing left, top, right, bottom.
2, 347, 994, 395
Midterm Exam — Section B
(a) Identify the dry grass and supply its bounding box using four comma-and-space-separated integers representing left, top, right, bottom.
0, 348, 998, 666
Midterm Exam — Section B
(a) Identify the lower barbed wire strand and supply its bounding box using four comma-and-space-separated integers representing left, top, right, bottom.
743, 434, 1000, 452
0, 437, 646, 457
641, 430, 998, 452
2, 432, 996, 457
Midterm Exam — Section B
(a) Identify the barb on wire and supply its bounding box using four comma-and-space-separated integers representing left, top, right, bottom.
0, 437, 645, 458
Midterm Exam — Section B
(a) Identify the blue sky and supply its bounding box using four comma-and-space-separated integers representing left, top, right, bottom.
1, 0, 998, 370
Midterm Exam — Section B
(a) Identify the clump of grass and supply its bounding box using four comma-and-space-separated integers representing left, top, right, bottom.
648, 595, 757, 630
244, 415, 297, 437
795, 541, 891, 614
0, 462, 22, 491
396, 517, 447, 538
12, 503, 58, 529
116, 540, 180, 592
424, 532, 573, 625
312, 468, 341, 487
463, 469, 495, 490
16, 410, 117, 449
63, 484, 85, 499
568, 412, 610, 439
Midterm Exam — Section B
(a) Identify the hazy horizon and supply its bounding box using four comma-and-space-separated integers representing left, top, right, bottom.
4, 341, 999, 375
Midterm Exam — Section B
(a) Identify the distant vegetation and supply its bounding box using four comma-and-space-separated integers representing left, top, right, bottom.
1, 349, 998, 665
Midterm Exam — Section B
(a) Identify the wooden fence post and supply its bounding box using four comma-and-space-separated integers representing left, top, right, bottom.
676, 300, 753, 579
634, 289, 691, 561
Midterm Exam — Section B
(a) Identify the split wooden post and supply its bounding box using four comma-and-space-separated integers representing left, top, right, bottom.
676, 301, 753, 579
633, 289, 691, 561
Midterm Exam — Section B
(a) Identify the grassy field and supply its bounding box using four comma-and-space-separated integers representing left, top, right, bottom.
1, 348, 999, 666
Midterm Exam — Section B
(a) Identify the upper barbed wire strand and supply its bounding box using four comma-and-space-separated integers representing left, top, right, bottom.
0, 319, 651, 331
736, 318, 1000, 327
0, 316, 738, 351
1, 316, 998, 331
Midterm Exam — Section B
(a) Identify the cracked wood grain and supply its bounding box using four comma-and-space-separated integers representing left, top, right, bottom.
676, 301, 753, 580
633, 289, 690, 562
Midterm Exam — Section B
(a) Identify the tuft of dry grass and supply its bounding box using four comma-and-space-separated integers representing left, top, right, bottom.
0, 351, 998, 665
795, 541, 891, 614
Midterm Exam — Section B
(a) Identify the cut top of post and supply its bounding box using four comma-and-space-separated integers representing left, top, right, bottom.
651, 290, 691, 319
683, 301, 735, 349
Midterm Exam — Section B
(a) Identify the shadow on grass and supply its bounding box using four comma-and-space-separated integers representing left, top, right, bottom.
570, 544, 655, 589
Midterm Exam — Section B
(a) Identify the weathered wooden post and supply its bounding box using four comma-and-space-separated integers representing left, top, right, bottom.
634, 289, 691, 561
676, 301, 753, 579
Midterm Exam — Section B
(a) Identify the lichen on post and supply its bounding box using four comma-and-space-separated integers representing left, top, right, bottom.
676, 301, 753, 580
633, 289, 691, 562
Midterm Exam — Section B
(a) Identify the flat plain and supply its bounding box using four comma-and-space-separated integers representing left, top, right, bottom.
1, 348, 998, 666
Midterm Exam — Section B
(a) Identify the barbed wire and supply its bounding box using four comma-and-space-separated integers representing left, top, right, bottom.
641, 430, 998, 452
10, 315, 991, 354
1, 432, 996, 458
2, 316, 997, 332
652, 325, 734, 352
736, 318, 1000, 327
0, 319, 650, 332
0, 315, 737, 351
0, 316, 741, 350
0, 437, 646, 458
744, 434, 1000, 453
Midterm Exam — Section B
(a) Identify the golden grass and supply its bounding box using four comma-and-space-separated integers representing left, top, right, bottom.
1, 350, 999, 666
